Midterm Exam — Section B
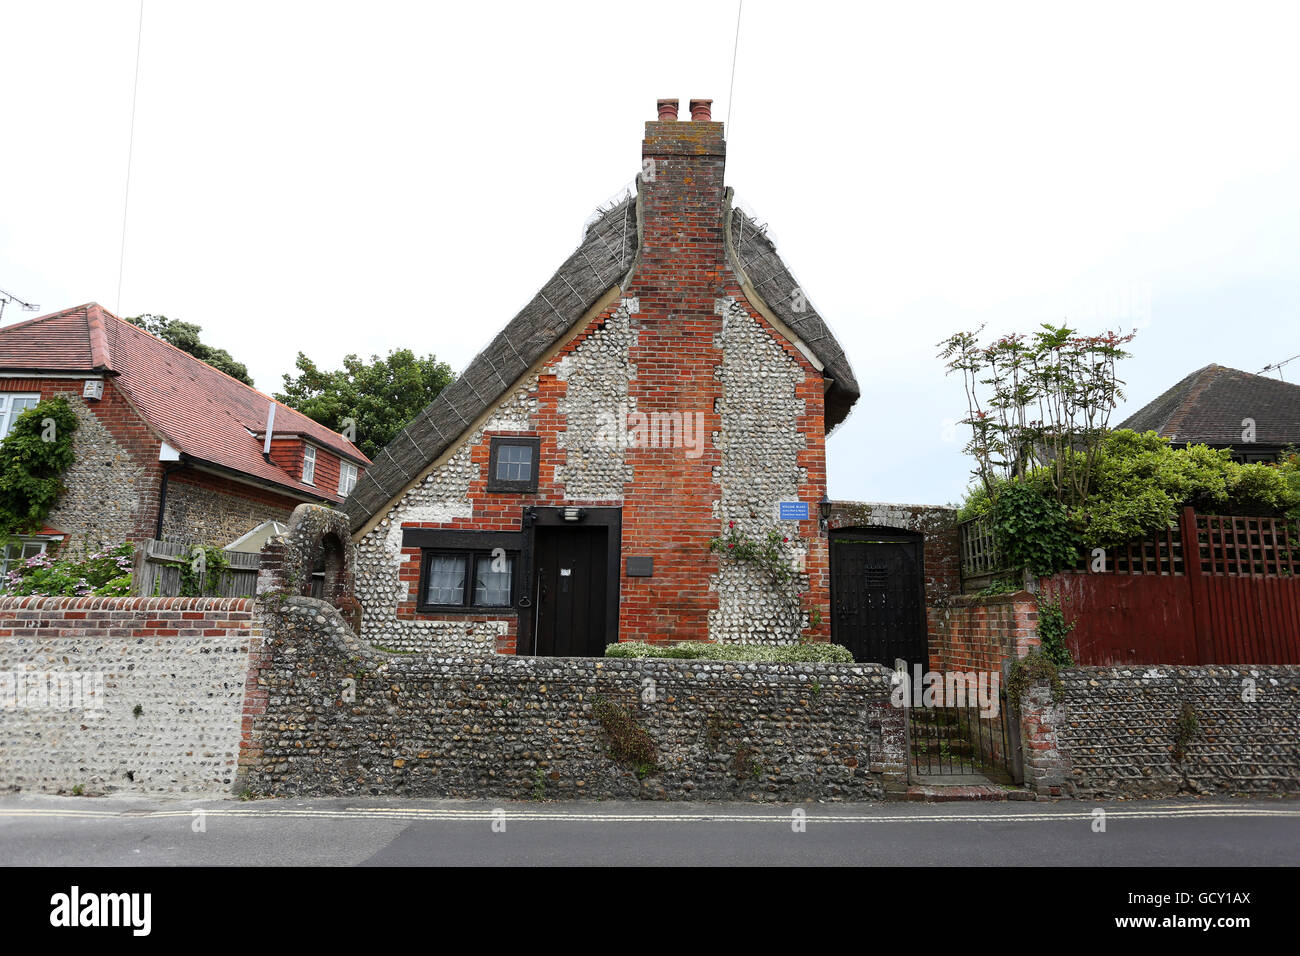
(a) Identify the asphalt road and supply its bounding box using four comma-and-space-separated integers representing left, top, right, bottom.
1, 793, 1296, 866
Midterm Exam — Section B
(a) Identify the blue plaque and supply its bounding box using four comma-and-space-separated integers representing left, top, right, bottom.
778, 501, 810, 520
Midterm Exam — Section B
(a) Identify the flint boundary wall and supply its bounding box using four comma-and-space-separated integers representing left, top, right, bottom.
1018, 665, 1300, 798
237, 595, 907, 801
0, 596, 259, 794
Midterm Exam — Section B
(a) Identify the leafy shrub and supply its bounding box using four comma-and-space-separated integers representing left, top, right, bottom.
1078, 430, 1300, 547
5, 544, 134, 597
0, 398, 78, 536
994, 482, 1080, 576
606, 641, 854, 664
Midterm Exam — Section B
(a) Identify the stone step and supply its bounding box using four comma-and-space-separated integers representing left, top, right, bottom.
903, 783, 1037, 802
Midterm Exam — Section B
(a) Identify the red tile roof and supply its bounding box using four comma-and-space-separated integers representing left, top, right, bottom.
0, 304, 369, 503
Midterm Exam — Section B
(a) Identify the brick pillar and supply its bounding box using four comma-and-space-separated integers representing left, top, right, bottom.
1019, 679, 1070, 797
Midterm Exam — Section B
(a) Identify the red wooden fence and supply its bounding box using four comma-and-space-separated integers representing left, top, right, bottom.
1046, 507, 1300, 665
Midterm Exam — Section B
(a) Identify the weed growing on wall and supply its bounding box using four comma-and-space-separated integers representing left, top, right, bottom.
1036, 594, 1076, 667
1007, 650, 1063, 703
592, 697, 658, 777
1172, 701, 1199, 762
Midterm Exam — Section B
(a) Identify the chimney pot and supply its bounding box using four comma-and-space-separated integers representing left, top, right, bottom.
689, 99, 713, 122
656, 98, 679, 121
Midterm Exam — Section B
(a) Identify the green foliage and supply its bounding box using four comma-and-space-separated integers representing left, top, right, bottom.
275, 349, 454, 460
993, 482, 1080, 576
592, 698, 658, 776
126, 314, 253, 386
976, 576, 1021, 597
178, 545, 231, 597
1172, 701, 1199, 762
0, 398, 78, 537
1036, 595, 1075, 666
1007, 650, 1063, 703
605, 641, 854, 664
708, 523, 802, 587
955, 482, 995, 522
1078, 430, 1300, 548
4, 543, 134, 596
531, 768, 547, 801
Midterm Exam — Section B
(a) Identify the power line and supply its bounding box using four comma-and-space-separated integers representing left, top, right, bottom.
1259, 352, 1300, 381
726, 0, 743, 131
116, 0, 145, 316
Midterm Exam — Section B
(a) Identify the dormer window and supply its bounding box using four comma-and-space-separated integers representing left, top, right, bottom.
302, 445, 316, 484
339, 461, 358, 496
487, 437, 540, 493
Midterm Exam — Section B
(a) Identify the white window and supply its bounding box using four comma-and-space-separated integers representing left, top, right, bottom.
0, 393, 40, 440
0, 539, 50, 591
339, 461, 358, 496
302, 445, 317, 485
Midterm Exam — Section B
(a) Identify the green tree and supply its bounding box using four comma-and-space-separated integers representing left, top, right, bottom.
275, 349, 454, 460
126, 314, 254, 386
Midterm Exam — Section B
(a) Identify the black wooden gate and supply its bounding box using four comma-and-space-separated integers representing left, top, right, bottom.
829, 528, 927, 666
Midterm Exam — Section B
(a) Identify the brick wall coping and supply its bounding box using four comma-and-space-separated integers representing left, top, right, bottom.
942, 590, 1035, 607
0, 596, 253, 612
827, 499, 956, 512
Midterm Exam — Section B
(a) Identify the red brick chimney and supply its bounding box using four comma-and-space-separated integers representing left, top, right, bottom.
621, 100, 730, 641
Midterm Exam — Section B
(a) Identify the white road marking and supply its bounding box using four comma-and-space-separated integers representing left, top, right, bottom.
0, 803, 1296, 825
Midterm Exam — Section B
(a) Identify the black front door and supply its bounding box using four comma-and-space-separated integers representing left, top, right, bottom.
531, 524, 609, 657
830, 529, 927, 666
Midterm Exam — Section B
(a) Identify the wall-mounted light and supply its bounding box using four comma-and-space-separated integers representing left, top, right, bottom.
819, 495, 832, 534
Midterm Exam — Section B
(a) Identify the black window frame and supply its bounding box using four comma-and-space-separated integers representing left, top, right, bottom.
417, 547, 519, 613
486, 436, 541, 493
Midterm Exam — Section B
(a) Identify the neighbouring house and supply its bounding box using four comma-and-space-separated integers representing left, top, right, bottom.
0, 303, 369, 570
1120, 363, 1300, 462
345, 98, 860, 656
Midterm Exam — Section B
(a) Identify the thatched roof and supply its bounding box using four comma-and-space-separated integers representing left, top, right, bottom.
345, 187, 859, 531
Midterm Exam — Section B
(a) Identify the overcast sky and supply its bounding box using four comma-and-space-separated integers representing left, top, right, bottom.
2, 1, 1297, 505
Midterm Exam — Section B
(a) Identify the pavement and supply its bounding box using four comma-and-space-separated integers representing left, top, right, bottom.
1, 792, 1297, 866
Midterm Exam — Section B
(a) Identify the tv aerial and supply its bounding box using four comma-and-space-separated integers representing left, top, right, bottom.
0, 287, 40, 324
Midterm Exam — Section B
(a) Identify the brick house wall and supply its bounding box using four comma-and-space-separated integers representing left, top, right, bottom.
0, 376, 340, 553
351, 112, 833, 655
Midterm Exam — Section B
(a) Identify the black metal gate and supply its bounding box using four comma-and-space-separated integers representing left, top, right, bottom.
908, 685, 1016, 781
829, 529, 927, 666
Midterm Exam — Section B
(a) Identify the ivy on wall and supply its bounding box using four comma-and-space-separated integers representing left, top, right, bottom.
0, 398, 78, 537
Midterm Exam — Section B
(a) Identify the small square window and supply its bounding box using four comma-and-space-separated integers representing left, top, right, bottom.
424, 554, 468, 605
486, 437, 540, 493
